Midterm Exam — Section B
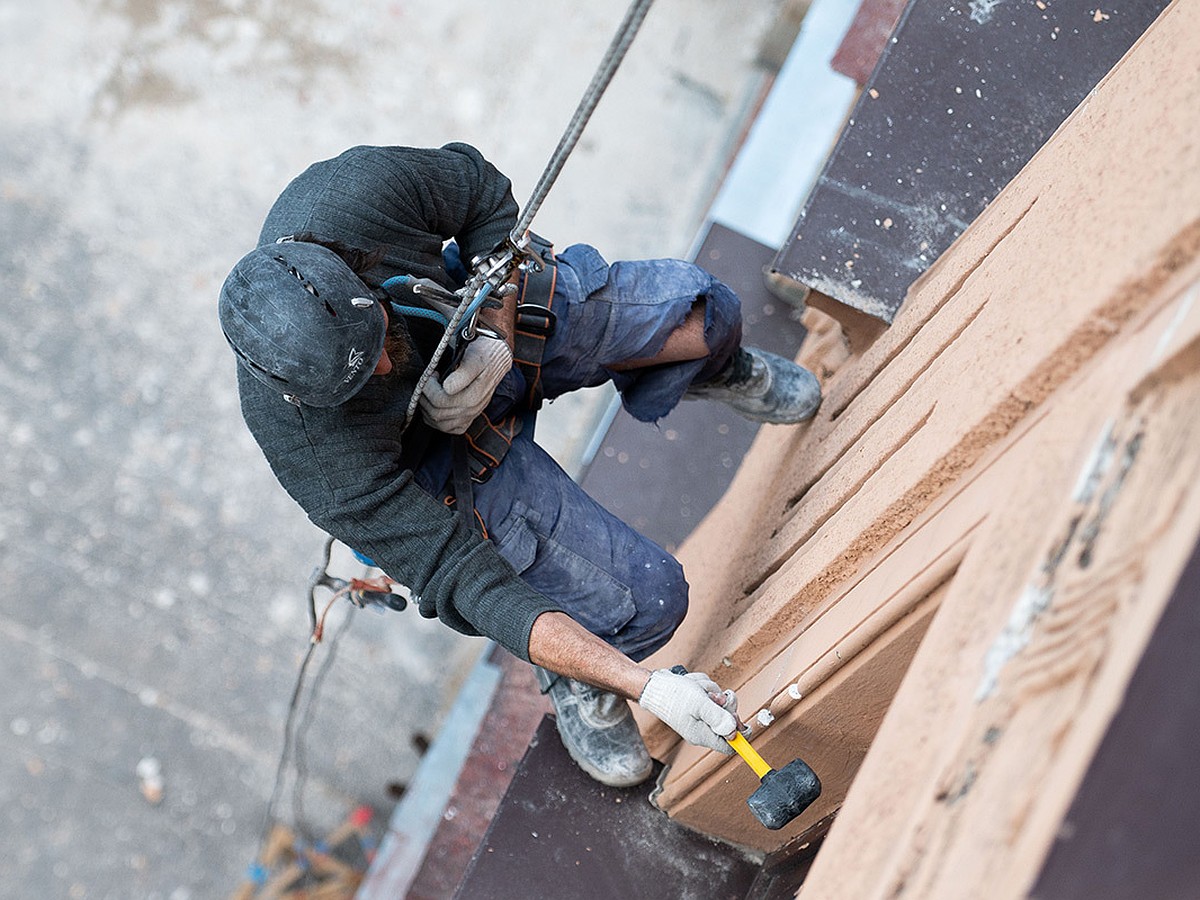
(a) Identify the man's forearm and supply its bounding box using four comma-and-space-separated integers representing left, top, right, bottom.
530, 611, 741, 755
528, 611, 652, 700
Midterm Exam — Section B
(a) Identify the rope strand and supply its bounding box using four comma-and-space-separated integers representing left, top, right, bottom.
513, 0, 655, 239
292, 608, 355, 840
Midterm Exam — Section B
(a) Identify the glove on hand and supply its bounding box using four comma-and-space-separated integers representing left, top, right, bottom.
419, 336, 512, 434
638, 669, 737, 754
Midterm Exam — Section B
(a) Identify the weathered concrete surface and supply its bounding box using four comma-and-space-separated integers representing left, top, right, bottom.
0, 1, 782, 895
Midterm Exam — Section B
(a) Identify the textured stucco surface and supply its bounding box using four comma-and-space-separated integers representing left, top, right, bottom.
638, 2, 1200, 880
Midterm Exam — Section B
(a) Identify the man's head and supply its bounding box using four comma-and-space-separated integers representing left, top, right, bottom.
218, 240, 387, 406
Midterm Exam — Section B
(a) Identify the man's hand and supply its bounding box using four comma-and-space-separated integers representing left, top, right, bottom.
419, 335, 512, 434
638, 669, 738, 754
525, 613, 738, 755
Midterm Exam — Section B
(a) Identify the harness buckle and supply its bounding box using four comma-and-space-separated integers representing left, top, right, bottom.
515, 303, 557, 338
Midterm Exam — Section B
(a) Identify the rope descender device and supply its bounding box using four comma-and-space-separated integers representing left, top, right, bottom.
459, 230, 550, 342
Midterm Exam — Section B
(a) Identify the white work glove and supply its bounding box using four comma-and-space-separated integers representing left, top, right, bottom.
638, 669, 738, 754
419, 335, 512, 434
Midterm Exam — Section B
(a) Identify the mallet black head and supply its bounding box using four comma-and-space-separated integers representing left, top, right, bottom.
747, 758, 821, 830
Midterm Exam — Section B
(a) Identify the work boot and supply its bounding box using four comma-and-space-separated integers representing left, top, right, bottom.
685, 346, 821, 424
535, 668, 653, 788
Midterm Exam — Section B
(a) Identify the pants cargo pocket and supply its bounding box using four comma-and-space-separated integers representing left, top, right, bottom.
492, 505, 638, 640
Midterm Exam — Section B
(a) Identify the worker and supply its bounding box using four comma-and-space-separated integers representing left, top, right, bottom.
218, 144, 821, 787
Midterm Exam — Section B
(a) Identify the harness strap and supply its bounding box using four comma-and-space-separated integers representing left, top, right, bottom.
463, 412, 523, 483
456, 237, 559, 488
441, 493, 489, 537
512, 235, 559, 411
451, 437, 481, 534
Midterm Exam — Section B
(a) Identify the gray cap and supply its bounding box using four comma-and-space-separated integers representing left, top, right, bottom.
218, 241, 386, 406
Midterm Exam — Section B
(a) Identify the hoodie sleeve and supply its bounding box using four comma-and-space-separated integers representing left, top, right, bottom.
237, 367, 560, 661
258, 143, 519, 284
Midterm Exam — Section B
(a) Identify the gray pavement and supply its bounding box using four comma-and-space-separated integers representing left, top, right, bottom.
0, 2, 784, 897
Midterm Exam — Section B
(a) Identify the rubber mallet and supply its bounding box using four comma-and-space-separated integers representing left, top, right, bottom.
726, 730, 821, 830
669, 666, 821, 830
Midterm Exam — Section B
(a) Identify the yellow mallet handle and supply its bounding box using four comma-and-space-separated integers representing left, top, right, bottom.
727, 732, 774, 780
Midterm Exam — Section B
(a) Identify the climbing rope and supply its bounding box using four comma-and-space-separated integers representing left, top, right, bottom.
402, 0, 657, 431
512, 0, 656, 239
249, 537, 404, 883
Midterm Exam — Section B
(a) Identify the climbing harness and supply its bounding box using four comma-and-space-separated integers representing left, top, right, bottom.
510, 232, 560, 411
388, 0, 653, 500
402, 0, 656, 432
378, 234, 557, 490
460, 232, 559, 485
